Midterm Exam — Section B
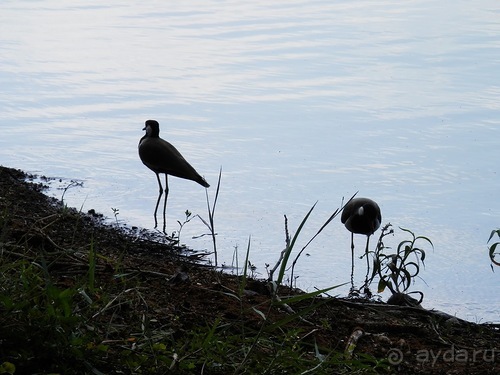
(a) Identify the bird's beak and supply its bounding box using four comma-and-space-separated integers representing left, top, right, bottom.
142, 126, 146, 131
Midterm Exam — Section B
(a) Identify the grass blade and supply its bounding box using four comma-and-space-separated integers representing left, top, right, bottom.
276, 202, 317, 286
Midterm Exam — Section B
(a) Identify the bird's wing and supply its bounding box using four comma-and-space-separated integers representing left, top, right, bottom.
140, 138, 205, 182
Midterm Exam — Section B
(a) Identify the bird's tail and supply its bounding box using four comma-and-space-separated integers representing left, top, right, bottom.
198, 177, 210, 188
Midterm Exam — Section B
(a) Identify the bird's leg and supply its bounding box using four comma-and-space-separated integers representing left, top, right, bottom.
362, 235, 371, 293
162, 175, 169, 234
153, 173, 163, 229
349, 232, 355, 295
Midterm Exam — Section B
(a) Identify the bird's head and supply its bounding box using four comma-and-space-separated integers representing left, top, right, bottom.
143, 120, 160, 137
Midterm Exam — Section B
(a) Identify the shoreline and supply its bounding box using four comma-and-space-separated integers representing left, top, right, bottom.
0, 165, 498, 374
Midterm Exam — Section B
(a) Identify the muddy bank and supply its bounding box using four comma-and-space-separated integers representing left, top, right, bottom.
0, 166, 498, 374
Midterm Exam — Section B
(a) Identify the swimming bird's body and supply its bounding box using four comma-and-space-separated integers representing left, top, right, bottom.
139, 119, 209, 233
341, 197, 381, 293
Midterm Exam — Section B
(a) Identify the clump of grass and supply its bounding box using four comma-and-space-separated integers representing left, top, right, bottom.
267, 194, 357, 290
0, 255, 91, 372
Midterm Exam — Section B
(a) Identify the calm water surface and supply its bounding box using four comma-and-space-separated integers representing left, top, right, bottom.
1, 0, 499, 322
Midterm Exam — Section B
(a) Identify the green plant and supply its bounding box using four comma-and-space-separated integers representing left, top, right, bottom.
58, 179, 83, 207
288, 202, 344, 289
267, 195, 356, 290
270, 202, 318, 287
0, 362, 15, 375
488, 229, 500, 269
175, 209, 194, 245
201, 166, 221, 266
238, 236, 252, 297
370, 225, 433, 303
0, 257, 91, 373
186, 167, 222, 266
111, 207, 120, 226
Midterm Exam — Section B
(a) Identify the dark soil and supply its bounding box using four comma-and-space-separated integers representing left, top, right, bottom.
0, 165, 498, 374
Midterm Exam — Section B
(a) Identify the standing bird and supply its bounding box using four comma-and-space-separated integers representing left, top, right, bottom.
341, 197, 381, 293
138, 119, 209, 233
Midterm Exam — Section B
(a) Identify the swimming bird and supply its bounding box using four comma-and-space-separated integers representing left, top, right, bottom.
138, 119, 209, 233
341, 197, 381, 293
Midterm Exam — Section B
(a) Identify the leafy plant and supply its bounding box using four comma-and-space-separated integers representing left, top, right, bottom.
487, 229, 500, 269
370, 225, 433, 303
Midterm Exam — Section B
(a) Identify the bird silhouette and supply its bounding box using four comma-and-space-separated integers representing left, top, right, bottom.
138, 119, 209, 233
341, 197, 381, 294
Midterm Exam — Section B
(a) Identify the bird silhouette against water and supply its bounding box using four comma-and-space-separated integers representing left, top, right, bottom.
138, 119, 209, 233
341, 197, 381, 294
